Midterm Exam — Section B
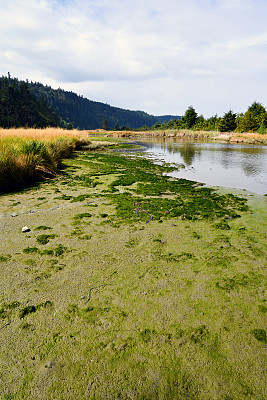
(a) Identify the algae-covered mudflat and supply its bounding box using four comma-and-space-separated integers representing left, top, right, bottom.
0, 143, 266, 399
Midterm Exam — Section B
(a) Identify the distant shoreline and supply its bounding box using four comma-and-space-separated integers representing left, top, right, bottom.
99, 129, 267, 144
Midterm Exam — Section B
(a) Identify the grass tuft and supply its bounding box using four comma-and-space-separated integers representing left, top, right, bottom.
0, 128, 91, 194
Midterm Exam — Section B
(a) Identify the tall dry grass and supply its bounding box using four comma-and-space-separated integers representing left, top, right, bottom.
229, 131, 267, 143
0, 127, 91, 141
0, 128, 91, 194
107, 128, 267, 143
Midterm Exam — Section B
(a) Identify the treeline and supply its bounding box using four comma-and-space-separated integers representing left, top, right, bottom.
1, 74, 266, 133
0, 75, 60, 128
145, 103, 267, 133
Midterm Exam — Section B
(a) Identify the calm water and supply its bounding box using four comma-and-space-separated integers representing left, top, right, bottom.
135, 138, 267, 195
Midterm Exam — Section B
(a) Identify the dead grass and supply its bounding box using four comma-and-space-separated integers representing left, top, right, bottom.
230, 132, 267, 143
0, 127, 90, 141
105, 129, 267, 143
0, 128, 93, 194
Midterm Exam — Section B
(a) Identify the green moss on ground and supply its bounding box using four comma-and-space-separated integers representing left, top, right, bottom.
0, 144, 266, 400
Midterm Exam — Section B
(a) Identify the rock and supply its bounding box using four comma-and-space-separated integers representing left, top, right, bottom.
45, 361, 54, 368
22, 226, 31, 233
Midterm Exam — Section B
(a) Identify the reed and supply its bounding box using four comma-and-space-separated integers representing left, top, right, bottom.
0, 128, 91, 194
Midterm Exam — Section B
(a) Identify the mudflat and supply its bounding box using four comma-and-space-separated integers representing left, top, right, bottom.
0, 145, 266, 400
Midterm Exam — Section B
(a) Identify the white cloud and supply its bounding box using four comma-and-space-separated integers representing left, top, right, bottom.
0, 0, 266, 117
223, 33, 267, 51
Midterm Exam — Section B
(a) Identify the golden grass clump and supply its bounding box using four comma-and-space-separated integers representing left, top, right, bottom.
0, 128, 91, 194
0, 127, 89, 141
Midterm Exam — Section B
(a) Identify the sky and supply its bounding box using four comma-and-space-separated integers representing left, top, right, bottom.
0, 0, 267, 118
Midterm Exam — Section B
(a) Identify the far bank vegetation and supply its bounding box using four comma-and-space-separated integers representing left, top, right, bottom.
137, 102, 267, 135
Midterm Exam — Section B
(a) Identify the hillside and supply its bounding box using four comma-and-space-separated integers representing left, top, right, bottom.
0, 75, 181, 130
0, 76, 60, 128
28, 81, 180, 129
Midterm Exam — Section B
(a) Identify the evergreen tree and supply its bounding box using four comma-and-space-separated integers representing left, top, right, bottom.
248, 101, 266, 117
238, 110, 257, 132
218, 110, 237, 132
206, 115, 220, 131
247, 102, 267, 130
101, 119, 109, 130
182, 106, 198, 129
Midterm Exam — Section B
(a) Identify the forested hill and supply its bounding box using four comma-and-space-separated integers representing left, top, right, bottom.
0, 76, 60, 128
28, 81, 180, 129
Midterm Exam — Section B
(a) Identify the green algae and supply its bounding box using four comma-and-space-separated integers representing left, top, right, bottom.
70, 194, 91, 202
18, 301, 53, 319
23, 247, 38, 254
36, 234, 56, 245
72, 151, 249, 226
73, 212, 92, 220
18, 305, 37, 319
251, 329, 267, 343
0, 143, 266, 400
215, 272, 263, 292
34, 225, 52, 231
0, 255, 10, 262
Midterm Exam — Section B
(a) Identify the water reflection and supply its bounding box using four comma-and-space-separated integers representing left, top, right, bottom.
175, 143, 197, 166
241, 161, 258, 177
137, 138, 267, 194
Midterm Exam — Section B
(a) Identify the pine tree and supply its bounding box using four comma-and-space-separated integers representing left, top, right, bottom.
218, 110, 237, 132
101, 119, 109, 130
182, 106, 198, 129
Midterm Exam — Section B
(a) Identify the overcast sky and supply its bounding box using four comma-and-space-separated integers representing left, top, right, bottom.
0, 0, 266, 117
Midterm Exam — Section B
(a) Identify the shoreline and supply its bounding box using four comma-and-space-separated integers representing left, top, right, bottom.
98, 129, 267, 145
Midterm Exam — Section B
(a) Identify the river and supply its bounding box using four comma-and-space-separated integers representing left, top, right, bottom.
134, 138, 267, 195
